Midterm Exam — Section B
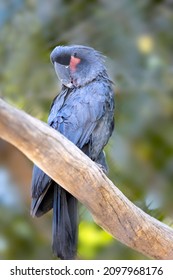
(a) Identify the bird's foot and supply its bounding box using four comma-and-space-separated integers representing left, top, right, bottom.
95, 163, 108, 174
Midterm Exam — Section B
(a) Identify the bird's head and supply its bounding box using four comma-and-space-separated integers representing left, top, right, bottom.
50, 45, 106, 88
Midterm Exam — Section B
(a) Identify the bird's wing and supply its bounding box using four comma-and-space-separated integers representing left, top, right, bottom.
31, 81, 114, 215
48, 81, 113, 151
31, 165, 53, 216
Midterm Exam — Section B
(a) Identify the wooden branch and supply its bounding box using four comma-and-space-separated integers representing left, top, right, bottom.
0, 98, 173, 260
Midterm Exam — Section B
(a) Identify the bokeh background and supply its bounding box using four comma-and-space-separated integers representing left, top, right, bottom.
0, 0, 173, 260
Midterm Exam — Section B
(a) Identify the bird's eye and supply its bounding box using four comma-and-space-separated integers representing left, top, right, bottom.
73, 52, 77, 58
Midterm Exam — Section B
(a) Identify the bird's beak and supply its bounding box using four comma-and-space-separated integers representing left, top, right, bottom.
54, 62, 73, 88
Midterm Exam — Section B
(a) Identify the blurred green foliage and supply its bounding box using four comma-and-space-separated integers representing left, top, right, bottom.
0, 0, 173, 259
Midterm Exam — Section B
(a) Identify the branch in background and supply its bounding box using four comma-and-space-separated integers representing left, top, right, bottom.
0, 98, 173, 260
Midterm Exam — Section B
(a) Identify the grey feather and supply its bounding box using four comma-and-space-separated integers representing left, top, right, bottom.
31, 45, 114, 259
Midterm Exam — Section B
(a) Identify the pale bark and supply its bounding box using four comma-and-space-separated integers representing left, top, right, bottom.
0, 98, 173, 259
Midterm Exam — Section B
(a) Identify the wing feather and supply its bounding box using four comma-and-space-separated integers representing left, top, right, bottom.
31, 80, 114, 215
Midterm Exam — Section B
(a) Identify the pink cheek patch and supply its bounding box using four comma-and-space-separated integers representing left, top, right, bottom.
70, 56, 81, 72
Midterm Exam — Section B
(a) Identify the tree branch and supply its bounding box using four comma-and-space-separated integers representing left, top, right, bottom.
0, 98, 173, 260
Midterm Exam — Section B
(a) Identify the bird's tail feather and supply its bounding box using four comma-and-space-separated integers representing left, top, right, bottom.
52, 184, 78, 259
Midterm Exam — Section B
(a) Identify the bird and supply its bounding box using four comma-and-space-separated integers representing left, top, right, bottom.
31, 45, 115, 260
